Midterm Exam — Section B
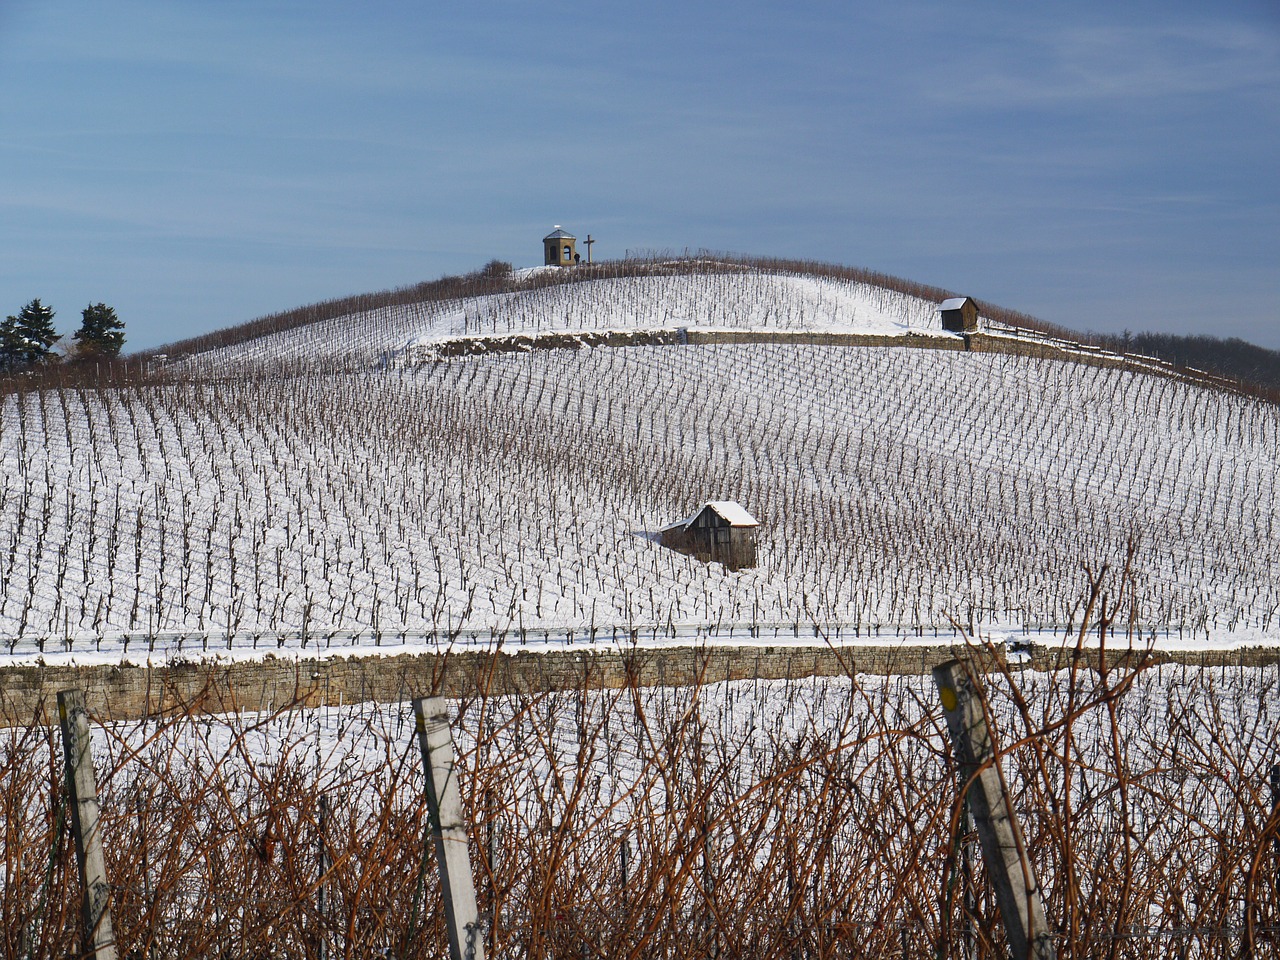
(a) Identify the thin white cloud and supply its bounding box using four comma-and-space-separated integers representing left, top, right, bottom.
1, 0, 536, 99
933, 20, 1280, 106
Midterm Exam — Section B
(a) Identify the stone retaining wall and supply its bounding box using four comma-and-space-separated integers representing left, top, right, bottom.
408, 327, 1242, 398
2, 642, 1277, 727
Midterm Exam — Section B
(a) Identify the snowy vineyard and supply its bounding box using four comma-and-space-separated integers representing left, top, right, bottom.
180, 269, 943, 372
1, 272, 1279, 651
3, 660, 1278, 958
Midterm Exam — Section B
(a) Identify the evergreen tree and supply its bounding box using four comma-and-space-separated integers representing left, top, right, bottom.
2, 299, 60, 367
0, 314, 22, 370
73, 302, 125, 359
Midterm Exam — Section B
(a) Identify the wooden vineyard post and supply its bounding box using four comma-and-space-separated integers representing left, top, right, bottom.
413, 697, 485, 960
932, 661, 1055, 960
57, 689, 119, 960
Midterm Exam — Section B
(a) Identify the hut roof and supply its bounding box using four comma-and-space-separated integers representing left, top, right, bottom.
543, 227, 576, 241
702, 500, 759, 526
660, 500, 759, 533
938, 297, 973, 312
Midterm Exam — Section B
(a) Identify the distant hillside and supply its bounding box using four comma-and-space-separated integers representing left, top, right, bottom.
138, 254, 1072, 363
1, 259, 1277, 656
135, 253, 1280, 398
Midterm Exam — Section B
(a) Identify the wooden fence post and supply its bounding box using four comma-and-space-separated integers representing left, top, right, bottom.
413, 697, 485, 960
932, 661, 1055, 960
57, 689, 119, 960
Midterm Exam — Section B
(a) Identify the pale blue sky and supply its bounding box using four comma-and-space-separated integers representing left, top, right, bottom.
2, 0, 1277, 350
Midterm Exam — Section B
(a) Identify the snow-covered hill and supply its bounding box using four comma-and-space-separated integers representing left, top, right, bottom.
179, 269, 948, 372
2, 264, 1277, 658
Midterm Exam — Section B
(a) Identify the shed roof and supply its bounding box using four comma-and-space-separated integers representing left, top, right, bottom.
659, 500, 760, 533
703, 500, 758, 526
694, 500, 759, 528
938, 297, 974, 312
543, 227, 576, 241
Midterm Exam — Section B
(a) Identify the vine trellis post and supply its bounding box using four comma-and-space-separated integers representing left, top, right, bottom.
933, 661, 1055, 960
413, 696, 485, 960
57, 688, 119, 960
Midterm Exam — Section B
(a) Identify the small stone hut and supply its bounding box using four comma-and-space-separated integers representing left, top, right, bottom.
939, 297, 979, 333
659, 500, 759, 571
543, 226, 578, 267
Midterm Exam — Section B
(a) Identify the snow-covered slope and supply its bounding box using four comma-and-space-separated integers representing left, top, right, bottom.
180, 271, 947, 371
2, 266, 1277, 657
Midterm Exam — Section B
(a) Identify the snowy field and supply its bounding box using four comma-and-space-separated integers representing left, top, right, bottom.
1, 268, 1278, 658
178, 269, 947, 371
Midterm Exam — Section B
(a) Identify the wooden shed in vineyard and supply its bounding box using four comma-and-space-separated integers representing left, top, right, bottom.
939, 296, 979, 333
659, 500, 759, 571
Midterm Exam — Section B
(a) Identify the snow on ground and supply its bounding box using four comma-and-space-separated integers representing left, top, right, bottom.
76, 662, 1280, 906
1, 269, 1277, 660
2, 344, 1277, 660
178, 271, 945, 371
17, 621, 1273, 671
82, 660, 1280, 784
396, 272, 940, 344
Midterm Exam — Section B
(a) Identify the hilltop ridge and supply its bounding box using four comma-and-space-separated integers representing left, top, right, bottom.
136, 255, 1279, 400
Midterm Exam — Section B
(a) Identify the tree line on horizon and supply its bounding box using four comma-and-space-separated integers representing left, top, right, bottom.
0, 298, 125, 370
1094, 329, 1280, 395
6, 257, 1276, 403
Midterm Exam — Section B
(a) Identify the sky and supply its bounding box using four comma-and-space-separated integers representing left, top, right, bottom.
1, 0, 1278, 352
